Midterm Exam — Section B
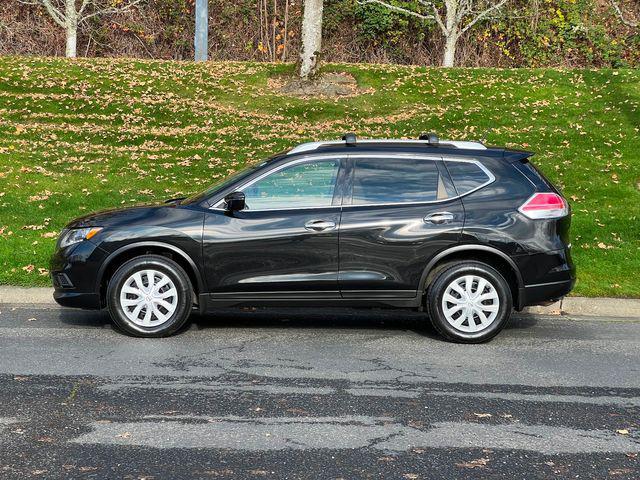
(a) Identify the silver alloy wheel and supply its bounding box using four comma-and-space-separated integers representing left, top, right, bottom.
441, 274, 500, 333
119, 269, 178, 327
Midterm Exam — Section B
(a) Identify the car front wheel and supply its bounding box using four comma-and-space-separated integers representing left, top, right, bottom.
426, 261, 513, 343
106, 255, 193, 337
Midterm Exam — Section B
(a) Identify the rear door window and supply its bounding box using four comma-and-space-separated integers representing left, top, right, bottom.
351, 157, 448, 205
444, 160, 493, 196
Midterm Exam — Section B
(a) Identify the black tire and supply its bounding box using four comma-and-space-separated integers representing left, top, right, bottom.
426, 261, 513, 343
106, 255, 193, 337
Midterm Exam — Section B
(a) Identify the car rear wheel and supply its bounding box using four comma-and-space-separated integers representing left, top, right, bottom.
106, 255, 193, 337
426, 261, 512, 343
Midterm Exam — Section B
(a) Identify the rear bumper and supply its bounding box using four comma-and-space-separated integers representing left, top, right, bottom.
519, 278, 575, 309
514, 247, 576, 309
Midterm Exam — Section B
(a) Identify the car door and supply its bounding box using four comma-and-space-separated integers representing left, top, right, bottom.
338, 154, 464, 298
202, 157, 345, 298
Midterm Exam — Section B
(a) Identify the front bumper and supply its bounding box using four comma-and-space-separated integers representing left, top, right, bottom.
50, 240, 109, 310
53, 290, 101, 309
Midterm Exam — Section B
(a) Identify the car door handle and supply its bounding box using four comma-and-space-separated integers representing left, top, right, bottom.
304, 220, 336, 232
424, 212, 455, 225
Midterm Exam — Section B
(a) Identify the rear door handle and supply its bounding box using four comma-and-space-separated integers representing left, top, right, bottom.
304, 220, 336, 232
424, 212, 455, 225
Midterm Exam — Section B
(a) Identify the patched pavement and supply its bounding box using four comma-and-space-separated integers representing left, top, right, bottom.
0, 305, 638, 478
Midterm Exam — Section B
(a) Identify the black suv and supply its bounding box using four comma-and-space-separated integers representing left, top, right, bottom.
51, 133, 575, 343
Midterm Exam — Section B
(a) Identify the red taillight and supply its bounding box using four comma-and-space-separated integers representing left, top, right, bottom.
519, 192, 568, 219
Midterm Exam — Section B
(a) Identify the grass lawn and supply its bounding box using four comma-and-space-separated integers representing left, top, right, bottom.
0, 57, 638, 297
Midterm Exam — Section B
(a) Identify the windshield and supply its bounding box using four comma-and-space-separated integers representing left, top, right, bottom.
181, 161, 267, 206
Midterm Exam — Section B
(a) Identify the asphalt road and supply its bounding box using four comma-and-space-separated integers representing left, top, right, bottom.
0, 304, 638, 479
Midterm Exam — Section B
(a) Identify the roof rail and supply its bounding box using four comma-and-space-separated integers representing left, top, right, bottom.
343, 132, 357, 146
288, 134, 486, 155
419, 132, 439, 145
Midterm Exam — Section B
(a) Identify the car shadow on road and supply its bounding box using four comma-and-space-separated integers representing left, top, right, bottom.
193, 307, 429, 330
54, 306, 539, 341
190, 307, 540, 340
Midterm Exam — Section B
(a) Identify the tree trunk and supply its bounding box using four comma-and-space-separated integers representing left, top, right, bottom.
65, 0, 77, 58
442, 33, 458, 67
298, 0, 323, 79
66, 24, 78, 58
194, 0, 209, 61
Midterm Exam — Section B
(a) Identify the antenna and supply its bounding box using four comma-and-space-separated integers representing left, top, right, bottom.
480, 127, 492, 145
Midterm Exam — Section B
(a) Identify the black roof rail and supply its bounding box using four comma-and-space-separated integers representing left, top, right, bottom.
342, 132, 357, 146
419, 132, 439, 145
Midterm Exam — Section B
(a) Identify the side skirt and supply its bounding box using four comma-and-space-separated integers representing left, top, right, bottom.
199, 292, 421, 311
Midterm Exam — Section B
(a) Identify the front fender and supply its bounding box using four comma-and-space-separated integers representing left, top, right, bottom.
95, 239, 205, 294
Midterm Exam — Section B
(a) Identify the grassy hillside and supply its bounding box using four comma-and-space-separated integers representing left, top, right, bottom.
0, 57, 638, 297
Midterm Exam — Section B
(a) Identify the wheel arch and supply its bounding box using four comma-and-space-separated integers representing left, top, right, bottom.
419, 245, 524, 309
96, 242, 205, 307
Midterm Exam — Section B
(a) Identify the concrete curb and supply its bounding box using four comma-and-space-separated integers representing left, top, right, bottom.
0, 287, 55, 305
1, 287, 639, 319
523, 297, 640, 319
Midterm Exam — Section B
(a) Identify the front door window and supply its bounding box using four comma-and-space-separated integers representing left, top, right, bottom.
244, 160, 340, 210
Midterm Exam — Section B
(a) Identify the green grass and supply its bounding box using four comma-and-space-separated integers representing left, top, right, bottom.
0, 57, 638, 297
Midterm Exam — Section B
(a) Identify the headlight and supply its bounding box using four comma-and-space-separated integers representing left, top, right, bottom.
58, 227, 103, 249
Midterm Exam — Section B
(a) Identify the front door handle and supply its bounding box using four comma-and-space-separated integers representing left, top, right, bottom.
424, 212, 455, 225
304, 220, 336, 232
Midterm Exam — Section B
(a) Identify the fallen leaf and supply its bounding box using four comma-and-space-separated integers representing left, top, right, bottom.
456, 457, 489, 469
609, 468, 632, 476
79, 467, 99, 472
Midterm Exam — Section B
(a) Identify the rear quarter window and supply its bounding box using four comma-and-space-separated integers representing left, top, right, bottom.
515, 160, 560, 193
445, 160, 493, 195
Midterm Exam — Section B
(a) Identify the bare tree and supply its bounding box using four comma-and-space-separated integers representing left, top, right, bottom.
298, 0, 324, 79
359, 0, 508, 67
610, 0, 638, 28
18, 0, 144, 58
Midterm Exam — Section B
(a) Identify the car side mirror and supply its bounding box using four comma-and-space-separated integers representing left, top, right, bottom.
224, 191, 246, 212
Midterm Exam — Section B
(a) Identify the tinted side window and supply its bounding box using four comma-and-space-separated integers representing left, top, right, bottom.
244, 160, 340, 210
352, 158, 446, 205
515, 161, 558, 192
445, 161, 492, 195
